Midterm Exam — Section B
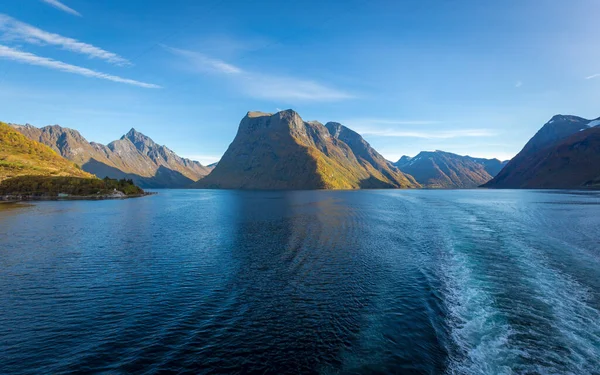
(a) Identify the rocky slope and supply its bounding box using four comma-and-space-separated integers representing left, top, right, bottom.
0, 122, 93, 182
483, 115, 600, 188
195, 110, 418, 189
394, 150, 506, 188
10, 124, 210, 188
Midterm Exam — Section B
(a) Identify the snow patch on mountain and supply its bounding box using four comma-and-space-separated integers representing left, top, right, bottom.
588, 119, 600, 127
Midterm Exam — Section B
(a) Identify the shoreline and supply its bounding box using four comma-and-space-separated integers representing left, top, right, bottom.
0, 191, 157, 203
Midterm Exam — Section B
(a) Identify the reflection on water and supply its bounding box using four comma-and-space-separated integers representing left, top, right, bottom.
0, 202, 33, 214
1, 189, 599, 374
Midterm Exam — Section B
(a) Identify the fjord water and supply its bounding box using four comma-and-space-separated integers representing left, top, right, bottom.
1, 190, 599, 374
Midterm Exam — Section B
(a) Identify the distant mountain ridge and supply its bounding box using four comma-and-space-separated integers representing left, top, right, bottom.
195, 110, 418, 189
483, 115, 600, 189
10, 123, 210, 188
394, 150, 507, 188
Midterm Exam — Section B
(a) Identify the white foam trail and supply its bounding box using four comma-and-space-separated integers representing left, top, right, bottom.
440, 206, 600, 375
515, 242, 600, 373
440, 241, 518, 375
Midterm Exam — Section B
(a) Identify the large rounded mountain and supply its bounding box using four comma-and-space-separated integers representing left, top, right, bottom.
194, 110, 418, 190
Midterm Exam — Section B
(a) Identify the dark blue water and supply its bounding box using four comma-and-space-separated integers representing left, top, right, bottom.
1, 190, 599, 375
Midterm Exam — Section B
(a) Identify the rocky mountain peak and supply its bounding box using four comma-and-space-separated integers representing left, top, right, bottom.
239, 109, 308, 138
484, 114, 600, 188
10, 123, 210, 188
394, 150, 505, 188
547, 114, 587, 124
526, 115, 591, 152
122, 128, 158, 155
196, 110, 417, 190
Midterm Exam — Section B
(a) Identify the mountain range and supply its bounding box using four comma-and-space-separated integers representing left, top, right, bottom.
10, 124, 211, 188
195, 110, 418, 189
394, 151, 507, 188
483, 115, 600, 189
4, 111, 599, 191
0, 122, 93, 182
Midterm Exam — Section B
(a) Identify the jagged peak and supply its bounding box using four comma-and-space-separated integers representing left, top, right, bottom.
39, 124, 67, 132
123, 128, 154, 143
274, 109, 302, 122
124, 127, 145, 138
276, 109, 298, 116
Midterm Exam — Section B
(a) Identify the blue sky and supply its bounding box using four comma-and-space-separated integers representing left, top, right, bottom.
0, 0, 599, 164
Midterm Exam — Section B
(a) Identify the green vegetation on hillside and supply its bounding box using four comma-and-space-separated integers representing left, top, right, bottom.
0, 122, 93, 182
0, 176, 144, 197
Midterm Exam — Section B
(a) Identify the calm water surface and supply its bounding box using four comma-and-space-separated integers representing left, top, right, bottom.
1, 190, 599, 374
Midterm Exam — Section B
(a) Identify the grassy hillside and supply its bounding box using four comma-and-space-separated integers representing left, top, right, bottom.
0, 122, 93, 182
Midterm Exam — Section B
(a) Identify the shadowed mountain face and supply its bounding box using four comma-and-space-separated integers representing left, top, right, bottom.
195, 110, 418, 190
394, 150, 507, 188
10, 124, 210, 188
466, 156, 508, 177
0, 122, 93, 182
484, 115, 600, 189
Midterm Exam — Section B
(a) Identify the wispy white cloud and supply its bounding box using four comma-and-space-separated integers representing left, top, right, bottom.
241, 74, 353, 101
164, 46, 353, 102
0, 14, 130, 66
164, 45, 241, 74
515, 81, 523, 87
355, 128, 496, 139
0, 45, 159, 88
343, 118, 440, 128
585, 73, 600, 80
40, 0, 81, 17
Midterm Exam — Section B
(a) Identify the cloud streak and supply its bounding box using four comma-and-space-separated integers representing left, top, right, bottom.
164, 46, 241, 74
242, 74, 353, 101
165, 46, 353, 102
0, 14, 130, 66
356, 128, 496, 139
40, 0, 82, 17
585, 73, 600, 80
0, 45, 159, 88
343, 118, 441, 128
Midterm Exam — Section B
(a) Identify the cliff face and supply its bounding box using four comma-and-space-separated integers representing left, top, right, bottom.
394, 150, 505, 188
194, 110, 418, 190
484, 115, 599, 189
10, 124, 210, 188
